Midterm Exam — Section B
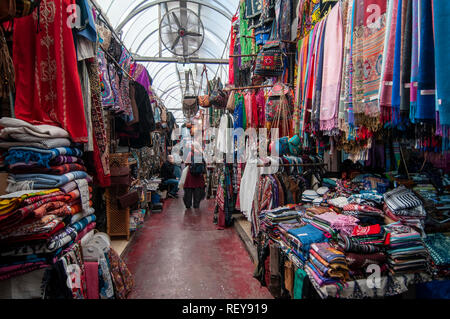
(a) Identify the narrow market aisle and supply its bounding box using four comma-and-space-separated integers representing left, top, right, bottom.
123, 193, 272, 299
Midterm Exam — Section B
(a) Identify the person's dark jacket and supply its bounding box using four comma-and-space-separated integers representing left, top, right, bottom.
161, 161, 176, 181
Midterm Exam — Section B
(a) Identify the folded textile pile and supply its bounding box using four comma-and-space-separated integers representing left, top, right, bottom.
305, 242, 350, 287
302, 190, 319, 203
259, 206, 302, 240
286, 224, 328, 262
384, 223, 429, 275
310, 211, 359, 237
337, 224, 387, 254
0, 120, 96, 282
383, 186, 427, 235
341, 203, 385, 226
423, 233, 450, 277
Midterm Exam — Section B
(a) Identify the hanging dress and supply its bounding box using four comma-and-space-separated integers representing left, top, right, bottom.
13, 0, 88, 143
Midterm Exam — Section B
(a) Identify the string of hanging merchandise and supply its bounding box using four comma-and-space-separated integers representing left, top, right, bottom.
225, 84, 294, 91
240, 35, 296, 44
257, 163, 327, 168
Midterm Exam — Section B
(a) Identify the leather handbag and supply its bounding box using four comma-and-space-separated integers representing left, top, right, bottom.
208, 78, 228, 109
110, 166, 131, 186
226, 91, 236, 113
182, 69, 199, 118
198, 95, 210, 107
197, 65, 212, 108
118, 191, 139, 209
182, 96, 199, 118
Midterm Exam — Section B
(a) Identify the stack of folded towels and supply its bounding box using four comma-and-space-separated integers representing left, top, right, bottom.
383, 185, 427, 235
0, 118, 96, 281
384, 222, 430, 274
305, 242, 350, 287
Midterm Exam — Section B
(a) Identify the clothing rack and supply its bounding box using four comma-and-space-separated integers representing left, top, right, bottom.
90, 0, 135, 63
257, 163, 327, 168
230, 53, 296, 57
102, 48, 134, 81
225, 84, 294, 91
240, 35, 296, 44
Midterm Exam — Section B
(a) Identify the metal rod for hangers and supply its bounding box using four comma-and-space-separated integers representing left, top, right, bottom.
225, 83, 294, 90
103, 48, 133, 81
230, 52, 296, 57
257, 163, 327, 167
89, 0, 134, 63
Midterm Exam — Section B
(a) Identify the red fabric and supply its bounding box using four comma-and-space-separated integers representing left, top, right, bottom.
228, 14, 238, 85
351, 224, 382, 237
183, 169, 205, 189
13, 0, 88, 143
84, 261, 99, 299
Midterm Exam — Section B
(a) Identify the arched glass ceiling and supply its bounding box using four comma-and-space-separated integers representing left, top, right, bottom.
95, 0, 238, 124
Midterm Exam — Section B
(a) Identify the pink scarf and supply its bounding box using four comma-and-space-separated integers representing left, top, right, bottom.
320, 2, 344, 131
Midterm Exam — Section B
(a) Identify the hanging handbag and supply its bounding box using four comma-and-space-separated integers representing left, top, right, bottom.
198, 65, 211, 107
182, 69, 199, 118
226, 91, 236, 113
118, 190, 139, 209
255, 20, 284, 77
209, 77, 228, 109
110, 166, 131, 186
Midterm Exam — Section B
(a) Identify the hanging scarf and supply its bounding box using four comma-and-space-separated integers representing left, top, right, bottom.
338, 0, 353, 132
433, 0, 450, 152
410, 0, 419, 123
390, 0, 403, 126
320, 2, 343, 132
379, 0, 399, 124
415, 0, 435, 122
400, 0, 413, 120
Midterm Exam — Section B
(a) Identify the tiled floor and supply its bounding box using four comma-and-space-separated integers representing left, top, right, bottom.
122, 194, 272, 299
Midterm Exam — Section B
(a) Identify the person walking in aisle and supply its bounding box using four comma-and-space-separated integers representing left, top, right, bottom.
183, 143, 206, 209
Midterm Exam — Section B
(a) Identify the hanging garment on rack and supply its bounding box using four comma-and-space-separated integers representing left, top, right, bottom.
400, 0, 413, 121
433, 0, 450, 152
86, 59, 110, 187
409, 0, 419, 124
97, 47, 115, 108
229, 13, 239, 85
414, 0, 435, 122
13, 0, 88, 143
351, 0, 387, 121
319, 1, 343, 133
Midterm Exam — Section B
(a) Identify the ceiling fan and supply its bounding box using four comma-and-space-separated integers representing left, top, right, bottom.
159, 7, 205, 57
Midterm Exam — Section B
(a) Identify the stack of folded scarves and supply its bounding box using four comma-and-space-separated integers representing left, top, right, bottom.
337, 224, 387, 254
305, 242, 350, 287
286, 224, 328, 262
0, 120, 96, 281
341, 203, 385, 226
423, 233, 450, 277
383, 185, 427, 234
384, 222, 429, 274
310, 211, 359, 238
